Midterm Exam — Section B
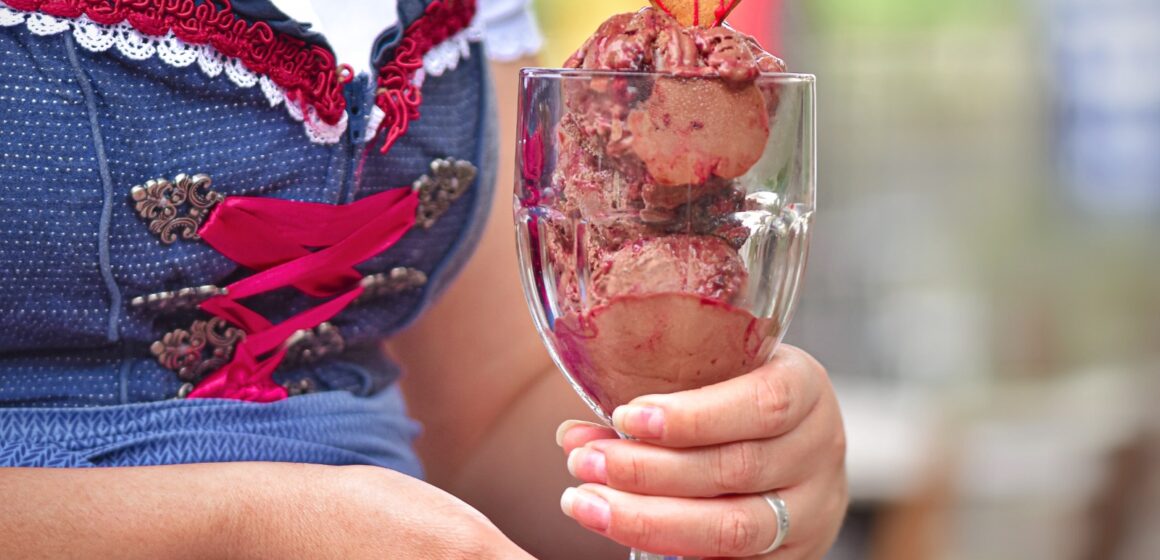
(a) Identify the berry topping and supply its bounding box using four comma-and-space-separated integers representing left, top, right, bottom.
649, 0, 743, 28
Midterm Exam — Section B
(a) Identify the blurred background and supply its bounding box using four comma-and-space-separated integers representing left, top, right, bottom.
532, 0, 1160, 558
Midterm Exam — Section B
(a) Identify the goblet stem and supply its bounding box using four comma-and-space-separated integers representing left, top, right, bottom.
630, 551, 680, 560
618, 432, 681, 560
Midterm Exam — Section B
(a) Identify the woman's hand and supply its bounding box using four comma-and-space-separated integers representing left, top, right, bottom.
557, 345, 847, 559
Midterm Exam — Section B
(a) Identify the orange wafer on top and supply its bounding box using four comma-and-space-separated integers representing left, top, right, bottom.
649, 0, 743, 27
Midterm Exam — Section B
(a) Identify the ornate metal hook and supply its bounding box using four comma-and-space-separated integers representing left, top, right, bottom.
131, 174, 223, 244
413, 158, 477, 229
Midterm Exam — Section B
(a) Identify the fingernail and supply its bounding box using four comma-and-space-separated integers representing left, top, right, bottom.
612, 405, 665, 439
555, 420, 584, 447
560, 487, 611, 532
567, 448, 608, 483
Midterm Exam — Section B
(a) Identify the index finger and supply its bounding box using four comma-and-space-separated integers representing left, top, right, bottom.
611, 345, 826, 448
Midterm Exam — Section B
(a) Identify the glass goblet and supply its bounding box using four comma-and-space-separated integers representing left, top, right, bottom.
514, 68, 816, 560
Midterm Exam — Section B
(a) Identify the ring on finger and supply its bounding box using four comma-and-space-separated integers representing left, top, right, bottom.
757, 492, 790, 555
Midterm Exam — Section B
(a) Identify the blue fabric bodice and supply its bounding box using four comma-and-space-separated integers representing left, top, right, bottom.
0, 0, 495, 471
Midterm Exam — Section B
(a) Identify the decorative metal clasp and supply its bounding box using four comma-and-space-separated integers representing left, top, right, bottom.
413, 158, 477, 229
283, 378, 317, 397
151, 317, 246, 383
131, 174, 223, 244
357, 267, 428, 303
131, 285, 228, 313
283, 322, 345, 366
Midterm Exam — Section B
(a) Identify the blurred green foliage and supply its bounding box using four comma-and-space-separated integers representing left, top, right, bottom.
807, 0, 1018, 29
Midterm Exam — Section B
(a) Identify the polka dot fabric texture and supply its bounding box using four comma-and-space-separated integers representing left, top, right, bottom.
0, 29, 112, 353
343, 41, 495, 343
0, 0, 494, 412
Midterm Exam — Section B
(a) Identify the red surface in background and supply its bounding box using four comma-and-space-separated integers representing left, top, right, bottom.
727, 0, 783, 57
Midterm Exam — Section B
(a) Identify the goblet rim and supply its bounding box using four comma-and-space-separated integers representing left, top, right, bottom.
519, 67, 816, 84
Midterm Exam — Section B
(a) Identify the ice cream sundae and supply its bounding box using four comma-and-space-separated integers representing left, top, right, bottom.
517, 2, 812, 417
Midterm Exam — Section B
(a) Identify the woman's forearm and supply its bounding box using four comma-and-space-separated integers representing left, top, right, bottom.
0, 462, 283, 559
1, 462, 533, 560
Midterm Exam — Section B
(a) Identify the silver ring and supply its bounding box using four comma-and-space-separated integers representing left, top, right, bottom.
758, 492, 790, 555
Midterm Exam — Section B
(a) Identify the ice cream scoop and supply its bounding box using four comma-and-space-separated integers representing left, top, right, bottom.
627, 77, 770, 186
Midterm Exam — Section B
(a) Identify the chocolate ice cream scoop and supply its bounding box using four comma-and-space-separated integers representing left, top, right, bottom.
564, 8, 784, 81
562, 9, 778, 190
627, 77, 769, 186
556, 293, 776, 415
591, 234, 746, 304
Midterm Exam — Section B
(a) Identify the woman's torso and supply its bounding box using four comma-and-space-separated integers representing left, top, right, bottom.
0, 0, 540, 468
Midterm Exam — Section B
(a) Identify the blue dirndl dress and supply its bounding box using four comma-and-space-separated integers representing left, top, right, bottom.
0, 0, 532, 475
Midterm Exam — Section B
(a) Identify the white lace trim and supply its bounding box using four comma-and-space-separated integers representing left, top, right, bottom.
366, 104, 386, 143
0, 2, 488, 148
0, 2, 346, 145
284, 94, 350, 145
422, 19, 485, 79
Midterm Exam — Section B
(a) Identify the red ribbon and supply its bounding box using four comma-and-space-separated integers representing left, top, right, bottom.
187, 188, 419, 402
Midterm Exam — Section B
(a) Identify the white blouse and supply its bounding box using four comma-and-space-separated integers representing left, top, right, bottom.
270, 0, 543, 68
